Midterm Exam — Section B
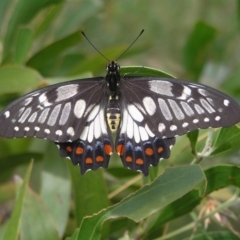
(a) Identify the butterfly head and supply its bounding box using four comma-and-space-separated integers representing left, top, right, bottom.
106, 61, 121, 93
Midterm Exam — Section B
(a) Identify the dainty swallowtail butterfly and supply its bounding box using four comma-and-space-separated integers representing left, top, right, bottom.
0, 62, 240, 176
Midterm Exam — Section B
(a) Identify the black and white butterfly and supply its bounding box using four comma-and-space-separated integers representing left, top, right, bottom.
0, 61, 240, 176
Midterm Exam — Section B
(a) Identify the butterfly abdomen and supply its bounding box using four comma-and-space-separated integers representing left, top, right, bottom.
106, 95, 121, 132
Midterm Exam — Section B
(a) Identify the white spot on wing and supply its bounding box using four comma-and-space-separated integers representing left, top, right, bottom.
47, 104, 62, 126
56, 130, 63, 136
28, 112, 38, 123
158, 123, 166, 132
24, 127, 30, 131
133, 122, 140, 143
215, 116, 221, 121
142, 96, 156, 116
14, 126, 19, 131
94, 115, 101, 139
59, 102, 71, 125
194, 104, 205, 114
35, 126, 40, 131
67, 127, 74, 136
4, 111, 10, 118
200, 98, 215, 113
224, 99, 230, 106
204, 118, 209, 122
23, 97, 33, 106
128, 104, 144, 122
180, 101, 194, 116
18, 107, 32, 123
170, 125, 177, 131
74, 99, 86, 118
126, 115, 134, 139
149, 80, 173, 96
80, 126, 88, 140
158, 98, 173, 120
182, 122, 188, 128
38, 108, 50, 123
193, 119, 199, 123
45, 129, 50, 134
39, 93, 52, 107
139, 126, 149, 141
177, 86, 192, 100
198, 88, 208, 96
168, 99, 185, 120
88, 123, 94, 142
56, 84, 78, 102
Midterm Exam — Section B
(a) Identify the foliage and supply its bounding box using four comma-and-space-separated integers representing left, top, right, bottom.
0, 1, 240, 239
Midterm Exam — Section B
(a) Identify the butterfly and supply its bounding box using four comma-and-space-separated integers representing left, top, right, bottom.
0, 60, 240, 176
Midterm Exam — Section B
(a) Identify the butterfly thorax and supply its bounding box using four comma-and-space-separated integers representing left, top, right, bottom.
106, 61, 120, 92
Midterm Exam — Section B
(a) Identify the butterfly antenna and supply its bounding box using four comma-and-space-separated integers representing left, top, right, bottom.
81, 31, 110, 62
116, 29, 144, 61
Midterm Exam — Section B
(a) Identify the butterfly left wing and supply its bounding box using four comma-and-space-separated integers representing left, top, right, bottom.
115, 76, 240, 175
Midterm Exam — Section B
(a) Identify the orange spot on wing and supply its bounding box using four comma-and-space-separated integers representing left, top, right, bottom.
126, 156, 132, 162
104, 144, 113, 155
145, 147, 153, 156
96, 156, 104, 162
158, 147, 163, 153
76, 147, 84, 154
66, 146, 72, 152
136, 158, 144, 165
117, 144, 124, 155
85, 158, 93, 164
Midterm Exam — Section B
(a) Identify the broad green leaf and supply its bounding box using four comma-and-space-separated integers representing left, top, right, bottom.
121, 66, 175, 78
210, 125, 240, 156
3, 160, 33, 240
183, 21, 217, 80
3, 0, 65, 61
0, 66, 42, 94
40, 143, 71, 237
77, 165, 206, 240
26, 30, 82, 76
20, 185, 60, 240
14, 28, 33, 64
68, 163, 109, 226
145, 165, 240, 239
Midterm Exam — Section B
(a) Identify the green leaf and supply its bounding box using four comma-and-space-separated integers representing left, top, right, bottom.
77, 165, 206, 240
210, 125, 240, 156
14, 28, 33, 64
68, 164, 110, 226
145, 165, 240, 239
40, 143, 71, 237
3, 0, 65, 61
26, 30, 82, 76
0, 66, 42, 94
3, 160, 33, 240
20, 184, 61, 240
183, 21, 217, 80
121, 66, 175, 78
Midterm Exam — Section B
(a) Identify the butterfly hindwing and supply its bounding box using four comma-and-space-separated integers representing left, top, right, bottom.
56, 96, 114, 174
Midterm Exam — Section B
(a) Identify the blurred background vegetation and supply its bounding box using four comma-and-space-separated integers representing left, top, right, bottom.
0, 0, 240, 240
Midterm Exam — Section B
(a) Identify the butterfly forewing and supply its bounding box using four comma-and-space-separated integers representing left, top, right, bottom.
120, 77, 240, 139
0, 77, 106, 142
